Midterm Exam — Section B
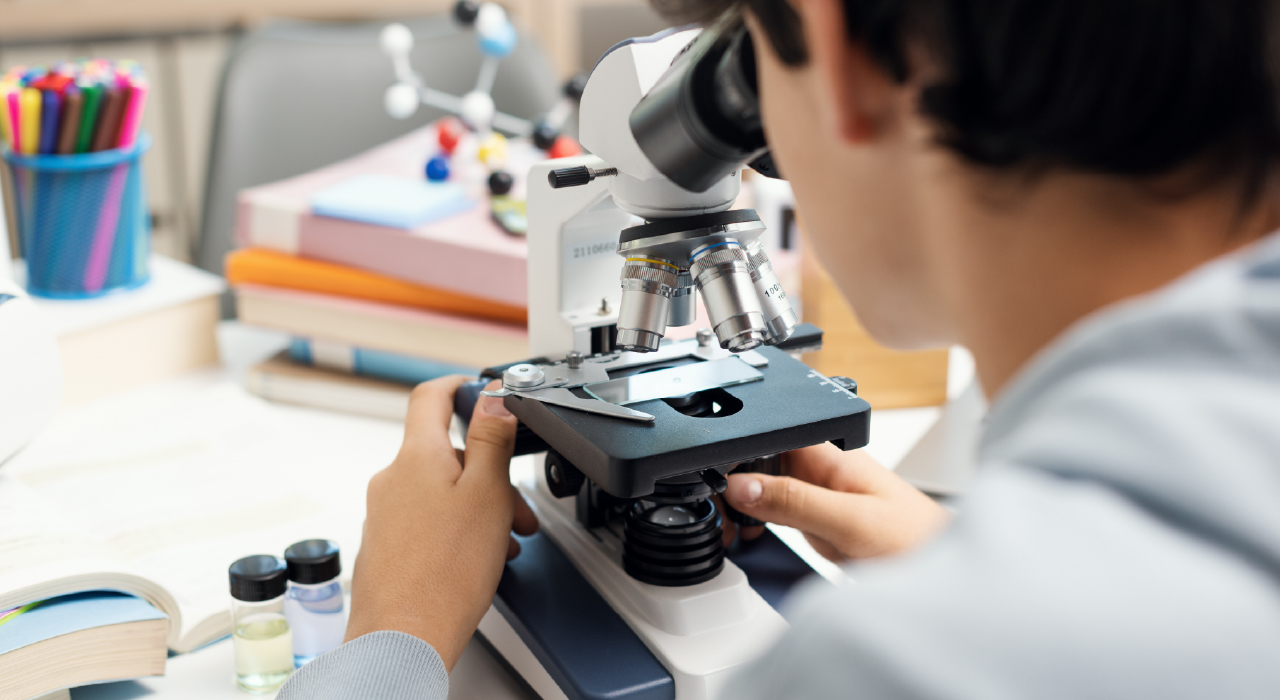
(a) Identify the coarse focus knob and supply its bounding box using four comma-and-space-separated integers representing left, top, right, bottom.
545, 450, 586, 498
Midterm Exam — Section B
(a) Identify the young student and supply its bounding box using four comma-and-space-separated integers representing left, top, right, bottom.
281, 0, 1280, 696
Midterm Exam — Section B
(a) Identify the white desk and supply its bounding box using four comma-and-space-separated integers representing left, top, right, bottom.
63, 322, 979, 700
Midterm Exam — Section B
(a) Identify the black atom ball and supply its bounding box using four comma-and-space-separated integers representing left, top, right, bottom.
453, 0, 480, 25
563, 73, 588, 101
488, 171, 514, 196
532, 121, 559, 150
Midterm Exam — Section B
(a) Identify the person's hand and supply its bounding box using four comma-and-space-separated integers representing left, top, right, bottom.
722, 442, 949, 561
344, 376, 538, 669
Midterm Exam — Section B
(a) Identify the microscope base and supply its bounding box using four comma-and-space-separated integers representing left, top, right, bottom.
479, 467, 818, 700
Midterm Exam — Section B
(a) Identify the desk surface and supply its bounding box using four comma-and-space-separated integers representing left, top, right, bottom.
62, 321, 976, 700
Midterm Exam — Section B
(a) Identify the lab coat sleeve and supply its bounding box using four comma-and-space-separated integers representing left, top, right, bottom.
276, 630, 449, 700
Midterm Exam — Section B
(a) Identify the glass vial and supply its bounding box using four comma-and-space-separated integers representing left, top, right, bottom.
283, 539, 346, 667
229, 555, 294, 694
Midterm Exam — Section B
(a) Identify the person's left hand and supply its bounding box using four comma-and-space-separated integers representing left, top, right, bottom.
343, 376, 538, 670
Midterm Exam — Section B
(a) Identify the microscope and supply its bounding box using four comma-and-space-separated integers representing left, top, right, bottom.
457, 20, 871, 700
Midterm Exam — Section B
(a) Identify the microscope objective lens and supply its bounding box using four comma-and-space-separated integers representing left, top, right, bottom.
689, 240, 768, 352
744, 238, 798, 345
616, 258, 679, 352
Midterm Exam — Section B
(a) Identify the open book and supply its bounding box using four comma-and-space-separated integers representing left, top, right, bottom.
1, 593, 168, 700
0, 376, 404, 652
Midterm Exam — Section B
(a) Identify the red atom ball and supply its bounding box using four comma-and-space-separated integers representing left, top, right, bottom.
437, 118, 464, 154
547, 136, 582, 159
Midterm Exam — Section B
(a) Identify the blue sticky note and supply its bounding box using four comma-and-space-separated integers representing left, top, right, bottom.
310, 174, 475, 229
0, 592, 168, 655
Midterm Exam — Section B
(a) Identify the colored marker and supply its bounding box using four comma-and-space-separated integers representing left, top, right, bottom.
38, 90, 62, 155
19, 88, 41, 155
6, 91, 20, 151
91, 86, 125, 152
75, 82, 103, 153
56, 85, 83, 155
0, 87, 13, 149
116, 79, 148, 149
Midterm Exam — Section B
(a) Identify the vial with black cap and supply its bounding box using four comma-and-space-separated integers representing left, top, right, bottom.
283, 539, 345, 667
228, 554, 293, 693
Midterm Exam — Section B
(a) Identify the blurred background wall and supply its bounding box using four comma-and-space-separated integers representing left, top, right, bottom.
0, 0, 672, 263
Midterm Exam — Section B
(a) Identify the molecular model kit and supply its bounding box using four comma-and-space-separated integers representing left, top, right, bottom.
380, 1, 586, 234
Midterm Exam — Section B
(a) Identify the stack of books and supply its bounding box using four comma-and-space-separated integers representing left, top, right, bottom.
228, 124, 535, 420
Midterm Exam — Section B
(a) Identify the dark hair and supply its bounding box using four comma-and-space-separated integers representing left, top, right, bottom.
652, 0, 1280, 195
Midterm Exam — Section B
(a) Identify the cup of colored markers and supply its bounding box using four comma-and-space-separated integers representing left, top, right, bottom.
0, 60, 152, 298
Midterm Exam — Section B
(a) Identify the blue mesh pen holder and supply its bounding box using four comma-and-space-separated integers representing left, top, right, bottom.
2, 132, 152, 299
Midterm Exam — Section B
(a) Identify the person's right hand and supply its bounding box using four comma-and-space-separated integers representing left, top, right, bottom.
722, 442, 950, 561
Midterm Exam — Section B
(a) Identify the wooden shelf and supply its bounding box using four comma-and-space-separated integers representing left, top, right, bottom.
0, 0, 456, 42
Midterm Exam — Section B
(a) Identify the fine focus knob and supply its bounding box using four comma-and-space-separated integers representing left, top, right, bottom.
830, 376, 858, 394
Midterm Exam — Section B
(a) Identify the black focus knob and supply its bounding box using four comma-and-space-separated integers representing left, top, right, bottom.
532, 120, 559, 150
488, 170, 514, 196
453, 0, 480, 25
548, 166, 591, 188
830, 376, 858, 394
545, 450, 586, 498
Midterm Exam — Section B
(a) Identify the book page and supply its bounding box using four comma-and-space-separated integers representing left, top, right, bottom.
4, 374, 403, 652
0, 477, 144, 609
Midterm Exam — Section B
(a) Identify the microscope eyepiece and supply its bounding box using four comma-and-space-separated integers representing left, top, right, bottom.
629, 20, 775, 193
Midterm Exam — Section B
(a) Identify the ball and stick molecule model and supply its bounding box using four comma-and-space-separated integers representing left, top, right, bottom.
381, 1, 583, 195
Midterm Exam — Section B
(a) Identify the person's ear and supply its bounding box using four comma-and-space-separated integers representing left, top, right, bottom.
792, 0, 898, 145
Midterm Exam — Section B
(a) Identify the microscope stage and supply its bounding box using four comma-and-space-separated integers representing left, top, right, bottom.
504, 345, 870, 499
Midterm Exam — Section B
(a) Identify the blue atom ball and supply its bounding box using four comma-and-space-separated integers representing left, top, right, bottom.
478, 22, 518, 58
425, 155, 450, 181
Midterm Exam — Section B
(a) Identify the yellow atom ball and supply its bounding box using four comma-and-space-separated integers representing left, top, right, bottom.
478, 132, 508, 169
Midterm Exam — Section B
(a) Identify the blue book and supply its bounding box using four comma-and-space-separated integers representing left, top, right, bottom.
290, 337, 476, 386
0, 592, 168, 699
310, 174, 475, 229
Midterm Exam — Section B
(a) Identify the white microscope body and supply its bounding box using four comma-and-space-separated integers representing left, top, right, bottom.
489, 29, 792, 700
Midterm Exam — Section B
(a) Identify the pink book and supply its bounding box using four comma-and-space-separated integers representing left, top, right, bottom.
235, 125, 531, 307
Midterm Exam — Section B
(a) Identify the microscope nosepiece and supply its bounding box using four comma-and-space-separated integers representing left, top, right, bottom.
616, 258, 679, 353
689, 241, 768, 352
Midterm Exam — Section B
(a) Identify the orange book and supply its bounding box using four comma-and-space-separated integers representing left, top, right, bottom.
225, 248, 527, 325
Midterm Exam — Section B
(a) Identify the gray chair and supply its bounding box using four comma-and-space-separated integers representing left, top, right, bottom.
196, 15, 562, 310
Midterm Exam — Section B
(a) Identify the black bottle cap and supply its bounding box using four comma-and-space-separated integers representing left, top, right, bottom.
229, 555, 288, 602
284, 539, 342, 585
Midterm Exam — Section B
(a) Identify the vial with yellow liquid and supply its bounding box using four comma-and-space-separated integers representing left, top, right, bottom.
229, 555, 294, 694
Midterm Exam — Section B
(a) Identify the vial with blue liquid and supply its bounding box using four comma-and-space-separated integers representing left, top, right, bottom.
283, 539, 346, 667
